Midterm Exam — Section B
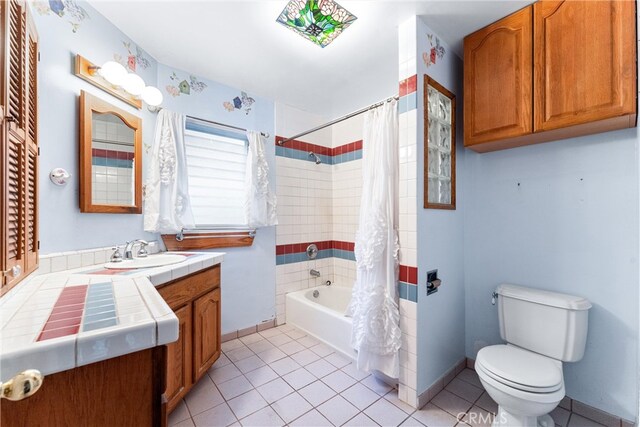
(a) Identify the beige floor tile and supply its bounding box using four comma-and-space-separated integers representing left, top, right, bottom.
550, 406, 571, 427
222, 339, 245, 352
239, 333, 264, 345
289, 409, 333, 426
445, 378, 483, 403
322, 370, 357, 393
474, 392, 498, 415
235, 354, 266, 374
283, 367, 317, 390
226, 346, 255, 363
184, 375, 225, 416
168, 400, 190, 426
244, 365, 279, 388
227, 389, 268, 420
280, 340, 306, 355
217, 375, 254, 401
384, 389, 417, 414
364, 396, 412, 426
247, 339, 276, 354
431, 390, 473, 418
344, 412, 382, 426
290, 348, 321, 366
268, 333, 293, 346
568, 414, 606, 427
455, 369, 483, 389
412, 403, 458, 427
325, 352, 352, 369
192, 402, 237, 427
341, 382, 381, 410
398, 416, 425, 426
271, 391, 314, 423
256, 347, 288, 364
341, 362, 370, 381
209, 363, 242, 384
239, 406, 285, 427
310, 343, 336, 357
317, 395, 360, 426
361, 375, 393, 396
306, 358, 338, 378
462, 405, 493, 427
298, 380, 337, 407
256, 378, 295, 404
269, 356, 302, 376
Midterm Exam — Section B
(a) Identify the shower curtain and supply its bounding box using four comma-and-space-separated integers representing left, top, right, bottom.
347, 99, 401, 379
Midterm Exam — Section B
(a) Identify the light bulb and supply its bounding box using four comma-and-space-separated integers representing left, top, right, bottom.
141, 86, 163, 106
99, 61, 127, 86
122, 73, 146, 96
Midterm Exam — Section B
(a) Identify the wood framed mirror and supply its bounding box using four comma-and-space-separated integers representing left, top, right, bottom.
424, 75, 456, 210
79, 91, 142, 213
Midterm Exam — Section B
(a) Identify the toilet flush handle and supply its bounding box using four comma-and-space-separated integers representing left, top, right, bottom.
491, 291, 498, 305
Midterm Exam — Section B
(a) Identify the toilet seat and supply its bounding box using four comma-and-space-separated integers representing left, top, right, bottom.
476, 345, 563, 394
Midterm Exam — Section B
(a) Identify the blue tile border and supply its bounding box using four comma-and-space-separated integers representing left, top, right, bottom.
276, 248, 356, 265
276, 146, 363, 165
398, 281, 418, 302
82, 283, 118, 332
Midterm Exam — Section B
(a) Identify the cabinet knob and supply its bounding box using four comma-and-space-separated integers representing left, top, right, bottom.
2, 265, 22, 278
1, 370, 44, 401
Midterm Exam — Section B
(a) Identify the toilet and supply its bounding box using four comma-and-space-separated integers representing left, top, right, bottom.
476, 284, 592, 427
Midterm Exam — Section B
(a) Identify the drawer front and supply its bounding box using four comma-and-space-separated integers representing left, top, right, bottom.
158, 265, 220, 310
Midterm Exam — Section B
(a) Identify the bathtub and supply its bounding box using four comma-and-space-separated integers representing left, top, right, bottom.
286, 285, 358, 360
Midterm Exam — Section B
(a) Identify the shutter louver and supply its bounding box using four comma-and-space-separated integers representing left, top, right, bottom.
24, 16, 38, 270
7, 0, 25, 131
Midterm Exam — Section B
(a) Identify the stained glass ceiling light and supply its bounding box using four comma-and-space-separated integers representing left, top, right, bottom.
276, 0, 357, 48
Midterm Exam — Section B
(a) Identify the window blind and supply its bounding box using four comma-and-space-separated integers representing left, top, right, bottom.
183, 127, 248, 226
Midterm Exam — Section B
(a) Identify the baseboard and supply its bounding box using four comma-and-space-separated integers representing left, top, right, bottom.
416, 358, 467, 408
221, 319, 276, 342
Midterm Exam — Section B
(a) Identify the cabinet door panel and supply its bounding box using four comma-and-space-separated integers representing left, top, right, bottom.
464, 6, 532, 146
165, 304, 192, 413
193, 288, 221, 381
534, 0, 636, 131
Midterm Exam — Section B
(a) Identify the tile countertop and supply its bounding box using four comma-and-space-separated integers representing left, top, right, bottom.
0, 251, 224, 381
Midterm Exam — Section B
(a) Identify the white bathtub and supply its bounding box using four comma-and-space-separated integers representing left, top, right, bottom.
286, 285, 358, 360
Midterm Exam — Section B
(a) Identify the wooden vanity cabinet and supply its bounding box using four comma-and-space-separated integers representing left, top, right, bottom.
464, 0, 637, 152
158, 265, 221, 413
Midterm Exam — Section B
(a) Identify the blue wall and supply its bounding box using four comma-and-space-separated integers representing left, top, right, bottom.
33, 2, 276, 333
414, 17, 467, 394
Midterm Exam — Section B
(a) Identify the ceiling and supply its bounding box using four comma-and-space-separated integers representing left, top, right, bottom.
90, 0, 532, 118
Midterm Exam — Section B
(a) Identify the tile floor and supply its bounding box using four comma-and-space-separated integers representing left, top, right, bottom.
168, 324, 608, 427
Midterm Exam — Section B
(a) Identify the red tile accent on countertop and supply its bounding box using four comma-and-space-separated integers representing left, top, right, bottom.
37, 286, 88, 342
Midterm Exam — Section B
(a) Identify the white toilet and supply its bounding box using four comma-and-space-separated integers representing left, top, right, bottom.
476, 284, 592, 427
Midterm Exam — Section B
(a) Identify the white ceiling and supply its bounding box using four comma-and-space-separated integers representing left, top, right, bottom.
90, 0, 532, 118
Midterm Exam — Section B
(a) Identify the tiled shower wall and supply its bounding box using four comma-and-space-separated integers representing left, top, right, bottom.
274, 103, 365, 325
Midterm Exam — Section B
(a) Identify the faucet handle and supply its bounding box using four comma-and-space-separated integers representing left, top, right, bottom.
137, 241, 149, 258
110, 246, 123, 263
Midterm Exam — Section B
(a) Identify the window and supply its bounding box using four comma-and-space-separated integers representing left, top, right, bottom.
184, 122, 248, 227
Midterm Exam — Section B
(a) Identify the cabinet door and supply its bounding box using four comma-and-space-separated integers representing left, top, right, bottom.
193, 288, 221, 381
165, 304, 192, 413
534, 0, 636, 132
464, 6, 532, 146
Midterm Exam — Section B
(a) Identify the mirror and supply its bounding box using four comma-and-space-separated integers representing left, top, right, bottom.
79, 91, 142, 213
423, 75, 456, 210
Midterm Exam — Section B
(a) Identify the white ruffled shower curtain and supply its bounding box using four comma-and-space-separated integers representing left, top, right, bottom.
244, 131, 278, 227
144, 109, 195, 233
346, 99, 401, 379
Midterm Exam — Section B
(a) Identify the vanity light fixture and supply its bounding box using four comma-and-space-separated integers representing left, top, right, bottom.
276, 0, 357, 48
77, 56, 164, 108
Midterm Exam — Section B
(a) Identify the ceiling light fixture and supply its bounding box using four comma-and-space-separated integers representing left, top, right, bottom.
89, 61, 163, 107
276, 0, 357, 48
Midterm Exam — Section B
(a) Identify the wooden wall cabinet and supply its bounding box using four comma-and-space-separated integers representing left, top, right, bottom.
464, 0, 637, 152
158, 266, 221, 413
1, 0, 39, 294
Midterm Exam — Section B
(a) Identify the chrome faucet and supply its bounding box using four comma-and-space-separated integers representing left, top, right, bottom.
310, 269, 321, 278
124, 239, 149, 260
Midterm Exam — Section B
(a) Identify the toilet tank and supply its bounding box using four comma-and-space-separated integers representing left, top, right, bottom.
496, 284, 592, 362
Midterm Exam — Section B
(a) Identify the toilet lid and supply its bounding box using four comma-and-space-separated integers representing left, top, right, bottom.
477, 345, 563, 393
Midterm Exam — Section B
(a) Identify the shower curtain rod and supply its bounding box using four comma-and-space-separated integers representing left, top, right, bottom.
185, 115, 270, 139
277, 95, 400, 146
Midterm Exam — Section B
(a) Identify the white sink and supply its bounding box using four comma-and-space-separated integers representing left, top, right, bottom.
104, 254, 187, 270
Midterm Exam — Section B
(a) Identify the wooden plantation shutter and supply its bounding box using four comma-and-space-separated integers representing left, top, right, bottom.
1, 0, 38, 293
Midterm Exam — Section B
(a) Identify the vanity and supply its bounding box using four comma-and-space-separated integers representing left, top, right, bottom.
0, 250, 223, 427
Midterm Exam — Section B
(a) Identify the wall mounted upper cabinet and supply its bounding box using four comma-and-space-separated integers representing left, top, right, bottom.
533, 0, 636, 132
464, 0, 637, 153
464, 6, 532, 147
